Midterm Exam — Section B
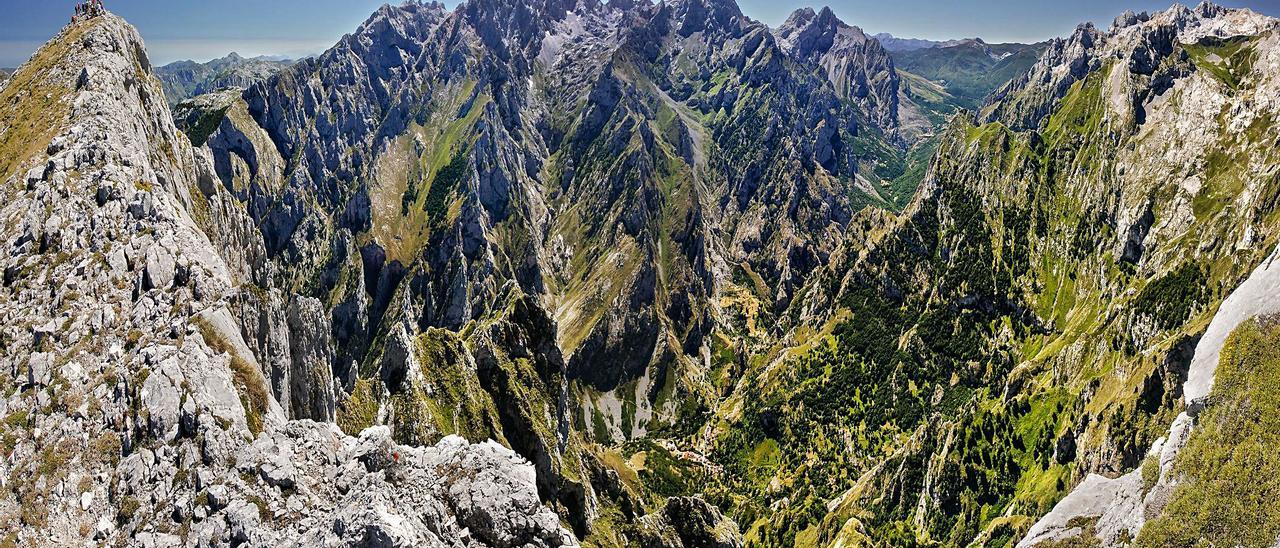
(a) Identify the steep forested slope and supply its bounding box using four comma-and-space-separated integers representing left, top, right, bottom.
694, 4, 1280, 546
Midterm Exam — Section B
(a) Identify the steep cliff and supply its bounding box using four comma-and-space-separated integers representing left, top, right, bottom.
775, 6, 901, 129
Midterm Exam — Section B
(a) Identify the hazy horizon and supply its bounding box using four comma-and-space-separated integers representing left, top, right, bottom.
1, 0, 1279, 67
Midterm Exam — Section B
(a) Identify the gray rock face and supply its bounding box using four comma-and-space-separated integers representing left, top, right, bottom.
286, 296, 337, 421
378, 323, 419, 392
233, 288, 337, 422
143, 240, 177, 289
1112, 10, 1152, 31
187, 423, 581, 547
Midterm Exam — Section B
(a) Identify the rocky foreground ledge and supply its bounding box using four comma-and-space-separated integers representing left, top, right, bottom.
0, 13, 574, 547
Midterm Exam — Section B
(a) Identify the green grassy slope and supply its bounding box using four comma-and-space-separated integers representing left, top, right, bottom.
1137, 317, 1280, 547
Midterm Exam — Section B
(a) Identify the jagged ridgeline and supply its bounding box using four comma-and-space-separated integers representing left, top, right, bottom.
4, 0, 1280, 546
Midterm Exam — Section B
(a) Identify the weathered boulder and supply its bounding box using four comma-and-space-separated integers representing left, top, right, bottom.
143, 241, 176, 289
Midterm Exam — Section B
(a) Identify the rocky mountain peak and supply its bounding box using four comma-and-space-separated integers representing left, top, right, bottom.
1195, 0, 1225, 19
464, 0, 587, 54
784, 6, 818, 23
772, 5, 898, 128
1072, 21, 1103, 44
779, 6, 847, 32
669, 0, 745, 37
1138, 0, 1277, 42
345, 0, 447, 55
373, 0, 448, 20
1112, 9, 1152, 32
363, 1, 446, 39
776, 5, 870, 55
979, 21, 1104, 129
605, 0, 642, 12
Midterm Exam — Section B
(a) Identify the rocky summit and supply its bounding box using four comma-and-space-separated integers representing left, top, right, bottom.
2, 0, 1280, 546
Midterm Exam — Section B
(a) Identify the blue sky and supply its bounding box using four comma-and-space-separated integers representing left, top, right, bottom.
2, 0, 1279, 66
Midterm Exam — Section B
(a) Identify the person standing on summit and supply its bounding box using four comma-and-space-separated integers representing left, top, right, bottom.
74, 0, 105, 21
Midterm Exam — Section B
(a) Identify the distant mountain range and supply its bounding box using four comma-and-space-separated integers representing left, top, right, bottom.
155, 52, 293, 106
861, 33, 1047, 113
872, 32, 1017, 52
872, 32, 952, 51
0, 68, 11, 83
890, 37, 1046, 110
